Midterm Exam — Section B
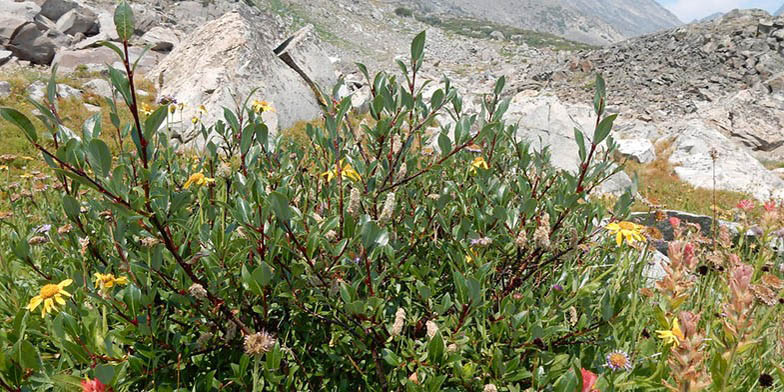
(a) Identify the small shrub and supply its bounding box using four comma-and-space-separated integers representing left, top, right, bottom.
394, 6, 413, 18
0, 2, 782, 391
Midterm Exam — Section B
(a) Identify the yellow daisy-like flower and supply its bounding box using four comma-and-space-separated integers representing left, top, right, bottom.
469, 156, 489, 174
321, 160, 361, 182
197, 104, 208, 115
191, 116, 200, 125
140, 102, 154, 116
19, 173, 34, 179
251, 100, 275, 114
93, 272, 129, 291
605, 221, 645, 247
169, 104, 177, 114
26, 279, 73, 317
656, 318, 685, 346
184, 172, 215, 189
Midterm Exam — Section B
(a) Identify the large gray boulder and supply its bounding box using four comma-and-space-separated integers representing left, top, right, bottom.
504, 91, 633, 195
35, 0, 77, 21
0, 1, 40, 45
8, 23, 57, 65
668, 119, 784, 201
52, 46, 161, 73
1, 0, 41, 21
139, 26, 179, 52
150, 11, 336, 145
616, 138, 656, 164
55, 8, 99, 36
0, 15, 28, 46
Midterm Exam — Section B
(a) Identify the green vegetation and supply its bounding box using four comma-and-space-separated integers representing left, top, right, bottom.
0, 3, 782, 390
394, 6, 413, 18
624, 139, 758, 220
410, 14, 595, 51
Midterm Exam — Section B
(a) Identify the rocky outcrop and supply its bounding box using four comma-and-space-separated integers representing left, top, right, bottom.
150, 11, 335, 144
668, 119, 784, 201
504, 92, 633, 194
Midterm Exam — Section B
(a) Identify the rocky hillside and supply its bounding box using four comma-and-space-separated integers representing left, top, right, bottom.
401, 0, 681, 45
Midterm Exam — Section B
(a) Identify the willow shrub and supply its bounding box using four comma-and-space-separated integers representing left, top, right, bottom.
4, 2, 782, 392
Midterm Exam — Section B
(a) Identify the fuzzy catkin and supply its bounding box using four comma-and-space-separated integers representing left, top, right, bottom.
379, 192, 396, 224
391, 307, 406, 336
347, 188, 361, 217
426, 320, 438, 339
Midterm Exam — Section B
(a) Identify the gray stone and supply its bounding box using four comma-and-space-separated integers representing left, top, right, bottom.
0, 50, 12, 66
8, 23, 57, 65
52, 46, 162, 74
489, 30, 505, 40
504, 92, 633, 195
668, 119, 784, 201
83, 103, 100, 112
55, 8, 99, 36
26, 80, 82, 101
0, 81, 11, 99
83, 78, 112, 97
1, 0, 41, 21
0, 15, 28, 45
36, 0, 77, 21
139, 27, 179, 52
616, 138, 656, 163
150, 12, 335, 145
274, 25, 338, 95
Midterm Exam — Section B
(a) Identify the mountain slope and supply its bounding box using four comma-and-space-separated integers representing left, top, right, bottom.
776, 4, 784, 16
403, 0, 681, 45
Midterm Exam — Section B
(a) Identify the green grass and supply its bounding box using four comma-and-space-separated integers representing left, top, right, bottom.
0, 69, 157, 173
623, 139, 757, 220
411, 15, 595, 51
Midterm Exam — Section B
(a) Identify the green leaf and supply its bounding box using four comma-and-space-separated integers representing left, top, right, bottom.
593, 74, 606, 115
87, 139, 112, 178
242, 265, 262, 295
427, 332, 444, 364
144, 104, 168, 140
47, 66, 58, 104
0, 108, 37, 142
411, 31, 426, 63
98, 40, 125, 61
360, 221, 388, 250
494, 76, 506, 96
592, 114, 617, 145
438, 132, 452, 156
114, 0, 135, 41
62, 195, 81, 222
17, 340, 41, 371
268, 192, 292, 223
95, 364, 115, 385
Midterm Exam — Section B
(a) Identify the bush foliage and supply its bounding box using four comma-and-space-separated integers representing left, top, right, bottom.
0, 3, 783, 391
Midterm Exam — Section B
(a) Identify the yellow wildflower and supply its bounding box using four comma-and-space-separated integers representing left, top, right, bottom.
469, 156, 489, 173
21, 156, 34, 161
93, 272, 129, 290
191, 116, 199, 125
140, 102, 154, 115
169, 104, 177, 114
184, 172, 215, 189
321, 160, 361, 182
0, 165, 7, 170
19, 173, 34, 179
26, 279, 73, 317
251, 100, 274, 114
197, 104, 208, 115
656, 318, 685, 346
605, 221, 645, 246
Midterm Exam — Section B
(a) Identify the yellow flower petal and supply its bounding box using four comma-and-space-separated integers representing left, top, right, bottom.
27, 295, 42, 311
